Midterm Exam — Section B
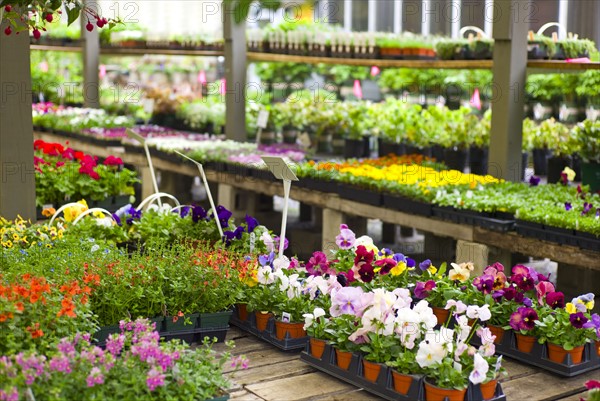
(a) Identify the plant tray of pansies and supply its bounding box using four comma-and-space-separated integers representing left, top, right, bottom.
462, 263, 600, 377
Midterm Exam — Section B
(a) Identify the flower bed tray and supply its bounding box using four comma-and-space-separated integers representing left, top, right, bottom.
381, 193, 433, 217
337, 184, 382, 207
432, 207, 515, 232
515, 220, 584, 248
574, 231, 600, 252
229, 311, 308, 352
300, 342, 507, 401
472, 329, 600, 377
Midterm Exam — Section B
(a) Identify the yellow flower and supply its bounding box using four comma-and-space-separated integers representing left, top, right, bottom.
565, 303, 576, 314
585, 300, 595, 310
12, 233, 19, 241
449, 262, 472, 282
92, 210, 105, 218
64, 200, 88, 222
562, 167, 576, 182
428, 265, 438, 275
390, 262, 407, 276
4, 240, 13, 248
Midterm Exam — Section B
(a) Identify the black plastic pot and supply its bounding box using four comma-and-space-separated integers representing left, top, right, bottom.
430, 145, 445, 162
469, 146, 489, 175
581, 161, 600, 193
282, 129, 298, 144
547, 156, 573, 184
377, 138, 405, 157
406, 144, 431, 157
381, 193, 432, 217
344, 137, 370, 159
442, 147, 468, 171
532, 148, 552, 176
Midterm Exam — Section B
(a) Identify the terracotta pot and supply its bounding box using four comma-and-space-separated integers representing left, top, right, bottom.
392, 371, 414, 395
362, 360, 382, 383
596, 340, 600, 357
547, 343, 585, 365
309, 338, 327, 359
432, 307, 450, 326
335, 349, 353, 370
254, 312, 272, 332
487, 325, 505, 344
274, 321, 306, 340
515, 333, 537, 353
236, 304, 248, 321
424, 381, 467, 401
480, 379, 498, 400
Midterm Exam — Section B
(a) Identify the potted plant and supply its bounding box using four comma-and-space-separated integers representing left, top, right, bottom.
303, 307, 332, 359
527, 33, 557, 60
573, 119, 600, 192
343, 101, 373, 158
542, 118, 577, 183
271, 271, 310, 340
576, 70, 600, 121
535, 296, 597, 365
468, 110, 491, 175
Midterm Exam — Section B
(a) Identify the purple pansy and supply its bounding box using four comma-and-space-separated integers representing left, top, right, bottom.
335, 224, 356, 250
509, 306, 538, 331
245, 214, 259, 233
473, 274, 495, 294
565, 202, 572, 211
529, 176, 541, 186
569, 312, 589, 329
414, 280, 436, 299
418, 259, 432, 271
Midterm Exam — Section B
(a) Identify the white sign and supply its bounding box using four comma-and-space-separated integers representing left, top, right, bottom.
298, 132, 311, 149
261, 156, 299, 181
256, 109, 269, 129
142, 98, 155, 115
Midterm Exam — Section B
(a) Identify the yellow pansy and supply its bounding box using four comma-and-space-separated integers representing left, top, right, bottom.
562, 167, 576, 182
64, 200, 88, 222
390, 262, 407, 276
428, 265, 438, 275
585, 300, 594, 310
565, 303, 576, 314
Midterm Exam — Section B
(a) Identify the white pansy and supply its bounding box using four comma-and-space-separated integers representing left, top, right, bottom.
468, 353, 489, 385
416, 340, 447, 368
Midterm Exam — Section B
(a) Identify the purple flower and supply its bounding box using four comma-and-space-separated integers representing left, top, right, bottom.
48, 355, 71, 373
358, 263, 375, 283
273, 236, 288, 251
245, 214, 259, 233
258, 252, 275, 267
565, 202, 572, 211
570, 312, 589, 329
492, 290, 504, 302
86, 367, 105, 387
509, 307, 538, 331
582, 202, 593, 216
582, 313, 600, 338
375, 258, 397, 275
179, 205, 191, 218
529, 176, 541, 186
330, 286, 372, 317
545, 291, 565, 309
523, 297, 533, 307
418, 259, 432, 271
192, 205, 207, 223
111, 213, 122, 226
223, 226, 245, 245
216, 205, 232, 228
393, 253, 407, 263
335, 224, 356, 249
473, 274, 495, 294
146, 367, 165, 391
414, 280, 436, 299
512, 273, 534, 292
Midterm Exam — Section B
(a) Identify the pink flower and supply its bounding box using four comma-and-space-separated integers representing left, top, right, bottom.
104, 155, 123, 166
146, 367, 165, 391
335, 224, 356, 249
535, 281, 555, 306
330, 287, 372, 317
86, 367, 105, 387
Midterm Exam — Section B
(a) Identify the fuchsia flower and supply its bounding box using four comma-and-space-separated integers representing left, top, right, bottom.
535, 281, 555, 305
545, 291, 565, 309
358, 263, 375, 283
414, 280, 436, 299
585, 380, 600, 390
511, 265, 535, 291
305, 251, 332, 277
509, 307, 538, 331
375, 258, 397, 275
146, 367, 165, 391
483, 263, 507, 290
473, 274, 495, 294
354, 245, 374, 266
103, 155, 123, 166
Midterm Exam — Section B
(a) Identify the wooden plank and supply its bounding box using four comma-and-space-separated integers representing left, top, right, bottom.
312, 389, 384, 401
247, 52, 492, 69
228, 359, 314, 386
500, 357, 537, 381
474, 227, 600, 271
100, 47, 222, 57
245, 371, 356, 401
555, 392, 589, 401
527, 60, 600, 70
229, 390, 264, 401
502, 370, 598, 401
223, 348, 299, 373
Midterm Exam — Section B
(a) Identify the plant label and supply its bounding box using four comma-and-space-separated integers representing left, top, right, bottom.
249, 232, 255, 253
142, 98, 155, 115
257, 110, 269, 129
298, 132, 311, 149
281, 312, 291, 323
261, 156, 298, 181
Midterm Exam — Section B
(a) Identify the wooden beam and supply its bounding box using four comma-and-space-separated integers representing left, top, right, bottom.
1, 21, 36, 220
81, 0, 100, 108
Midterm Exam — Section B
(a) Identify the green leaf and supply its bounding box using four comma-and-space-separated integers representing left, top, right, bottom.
67, 6, 81, 26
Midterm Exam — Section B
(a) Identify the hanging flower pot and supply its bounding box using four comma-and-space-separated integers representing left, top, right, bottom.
309, 338, 327, 359
515, 333, 537, 353
487, 325, 505, 345
254, 311, 273, 332
236, 304, 248, 321
335, 348, 353, 370
362, 360, 382, 383
547, 343, 585, 365
424, 380, 467, 401
391, 371, 414, 395
432, 307, 449, 326
479, 379, 498, 400
274, 320, 306, 340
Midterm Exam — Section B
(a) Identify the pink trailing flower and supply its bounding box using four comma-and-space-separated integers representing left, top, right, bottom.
86, 367, 105, 387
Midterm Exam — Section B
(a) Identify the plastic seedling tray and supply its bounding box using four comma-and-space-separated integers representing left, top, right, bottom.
230, 311, 308, 352
300, 342, 507, 401
95, 326, 229, 348
381, 193, 433, 217
472, 329, 600, 377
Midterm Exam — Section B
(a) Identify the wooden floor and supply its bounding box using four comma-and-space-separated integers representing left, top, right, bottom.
215, 328, 597, 401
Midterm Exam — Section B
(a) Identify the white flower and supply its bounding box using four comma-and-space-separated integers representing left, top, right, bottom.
469, 353, 489, 385
413, 300, 437, 329
449, 262, 474, 282
445, 300, 467, 314
303, 313, 314, 331
90, 244, 100, 253
257, 266, 274, 285
95, 217, 113, 228
477, 327, 496, 346
260, 231, 275, 252
466, 304, 492, 322
455, 315, 471, 342
416, 339, 447, 368
313, 307, 326, 319
273, 256, 290, 270
393, 288, 412, 309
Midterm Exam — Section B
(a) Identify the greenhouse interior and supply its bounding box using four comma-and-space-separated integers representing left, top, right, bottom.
1, 0, 600, 400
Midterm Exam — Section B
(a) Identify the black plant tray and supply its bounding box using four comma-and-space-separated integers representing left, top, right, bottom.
472, 330, 600, 377
515, 220, 584, 248
382, 193, 432, 217
432, 207, 516, 232
296, 177, 339, 194
337, 184, 382, 206
574, 231, 600, 252
251, 168, 275, 181
95, 326, 228, 348
300, 342, 507, 401
229, 311, 308, 352
514, 219, 546, 240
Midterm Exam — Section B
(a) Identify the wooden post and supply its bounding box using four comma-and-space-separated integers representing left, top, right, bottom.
223, 2, 246, 141
488, 0, 529, 182
0, 20, 36, 220
322, 208, 343, 252
456, 240, 489, 275
81, 0, 100, 108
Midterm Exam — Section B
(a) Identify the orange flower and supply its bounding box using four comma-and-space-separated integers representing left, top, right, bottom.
15, 302, 24, 312
26, 323, 44, 339
41, 207, 56, 218
57, 297, 76, 318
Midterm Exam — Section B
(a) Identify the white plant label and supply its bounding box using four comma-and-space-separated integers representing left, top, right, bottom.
261, 156, 299, 181
281, 312, 291, 323
257, 110, 269, 129
142, 98, 155, 115
298, 132, 311, 149
249, 232, 256, 253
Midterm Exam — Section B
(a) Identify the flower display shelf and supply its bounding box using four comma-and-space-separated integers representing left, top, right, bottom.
229, 308, 309, 352
432, 207, 515, 232
300, 342, 507, 401
295, 177, 340, 194
381, 193, 433, 217
337, 184, 383, 207
515, 220, 600, 251
472, 329, 600, 377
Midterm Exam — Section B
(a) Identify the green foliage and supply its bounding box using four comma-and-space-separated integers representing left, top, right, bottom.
573, 119, 600, 163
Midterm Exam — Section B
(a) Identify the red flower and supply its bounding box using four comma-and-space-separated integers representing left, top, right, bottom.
354, 245, 374, 266
104, 155, 123, 166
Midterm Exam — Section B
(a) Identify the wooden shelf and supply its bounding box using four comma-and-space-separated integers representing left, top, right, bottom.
30, 44, 82, 52
100, 47, 223, 57
527, 59, 600, 70
247, 52, 493, 69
